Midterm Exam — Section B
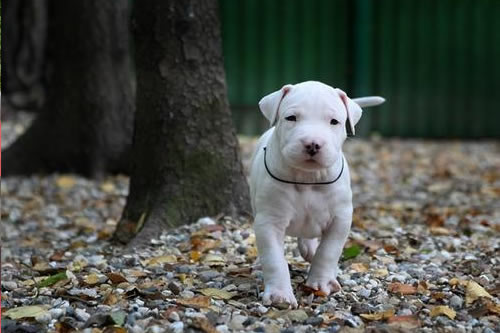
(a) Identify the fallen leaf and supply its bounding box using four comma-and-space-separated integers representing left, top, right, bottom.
387, 315, 420, 328
373, 268, 389, 278
430, 305, 456, 319
486, 301, 500, 315
466, 280, 492, 305
200, 288, 236, 300
190, 250, 202, 261
4, 305, 50, 319
360, 309, 395, 321
417, 281, 430, 294
430, 226, 453, 236
201, 254, 225, 265
192, 317, 218, 333
350, 263, 368, 273
246, 246, 258, 258
388, 282, 417, 295
39, 272, 68, 288
343, 244, 362, 259
56, 175, 76, 189
110, 311, 127, 326
103, 327, 127, 333
103, 292, 120, 305
177, 296, 211, 308
191, 237, 221, 253
106, 272, 128, 284
100, 182, 116, 193
84, 273, 101, 285
146, 255, 177, 266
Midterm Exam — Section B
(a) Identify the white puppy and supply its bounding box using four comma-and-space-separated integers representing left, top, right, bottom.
249, 81, 384, 307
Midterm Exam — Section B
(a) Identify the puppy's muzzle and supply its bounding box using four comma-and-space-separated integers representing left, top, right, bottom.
304, 141, 322, 157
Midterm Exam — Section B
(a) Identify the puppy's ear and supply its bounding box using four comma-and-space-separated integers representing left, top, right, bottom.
258, 84, 293, 126
336, 88, 362, 136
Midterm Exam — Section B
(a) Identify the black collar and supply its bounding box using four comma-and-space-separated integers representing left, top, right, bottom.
263, 147, 344, 185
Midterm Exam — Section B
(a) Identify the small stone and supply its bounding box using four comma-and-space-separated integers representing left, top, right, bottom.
242, 317, 255, 326
304, 316, 324, 326
197, 217, 216, 225
357, 288, 371, 298
449, 295, 463, 309
50, 308, 65, 320
343, 279, 357, 287
180, 290, 194, 298
281, 328, 295, 333
168, 311, 180, 322
199, 270, 220, 282
75, 308, 91, 322
216, 324, 230, 333
169, 321, 184, 333
168, 281, 182, 295
237, 283, 252, 291
1, 281, 17, 290
397, 308, 413, 316
176, 265, 192, 274
257, 305, 268, 314
237, 246, 247, 254
35, 312, 52, 324
482, 328, 495, 333
287, 309, 308, 322
229, 314, 248, 330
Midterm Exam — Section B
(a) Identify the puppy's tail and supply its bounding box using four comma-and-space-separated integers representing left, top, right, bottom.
352, 96, 385, 108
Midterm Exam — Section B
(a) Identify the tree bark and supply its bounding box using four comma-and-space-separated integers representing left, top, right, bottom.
2, 0, 134, 176
114, 0, 251, 244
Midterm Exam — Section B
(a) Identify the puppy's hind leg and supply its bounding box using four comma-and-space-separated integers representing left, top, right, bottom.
298, 238, 319, 263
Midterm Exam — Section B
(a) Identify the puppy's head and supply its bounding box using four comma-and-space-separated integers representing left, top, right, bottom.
259, 81, 362, 171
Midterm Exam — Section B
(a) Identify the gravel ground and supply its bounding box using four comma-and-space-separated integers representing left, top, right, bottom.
2, 113, 499, 333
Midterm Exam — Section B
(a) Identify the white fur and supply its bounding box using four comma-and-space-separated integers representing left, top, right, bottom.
250, 81, 383, 307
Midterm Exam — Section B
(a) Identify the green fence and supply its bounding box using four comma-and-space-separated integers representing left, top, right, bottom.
220, 0, 500, 138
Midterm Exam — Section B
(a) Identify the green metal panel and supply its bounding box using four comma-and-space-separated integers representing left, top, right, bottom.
220, 0, 500, 138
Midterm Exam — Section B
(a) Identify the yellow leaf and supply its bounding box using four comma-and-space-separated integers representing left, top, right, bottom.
465, 281, 492, 305
147, 255, 177, 266
373, 268, 389, 278
360, 309, 395, 321
5, 305, 49, 319
350, 263, 368, 273
84, 273, 100, 285
246, 246, 258, 258
201, 254, 225, 265
100, 181, 115, 193
200, 288, 236, 300
56, 175, 76, 189
388, 282, 417, 295
430, 306, 456, 319
190, 251, 202, 262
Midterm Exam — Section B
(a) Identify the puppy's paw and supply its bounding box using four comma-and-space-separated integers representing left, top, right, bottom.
262, 286, 298, 308
305, 276, 341, 295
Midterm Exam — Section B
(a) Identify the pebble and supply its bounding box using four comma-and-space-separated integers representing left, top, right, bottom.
168, 311, 180, 322
176, 265, 192, 273
179, 290, 195, 298
229, 314, 248, 330
357, 288, 371, 298
74, 308, 91, 322
343, 279, 357, 287
449, 295, 463, 309
216, 324, 230, 333
169, 321, 184, 333
1, 281, 18, 290
287, 309, 308, 322
49, 308, 65, 320
168, 281, 182, 295
304, 316, 323, 326
199, 270, 221, 282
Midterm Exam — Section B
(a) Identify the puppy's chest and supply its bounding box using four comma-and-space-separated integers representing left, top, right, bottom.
286, 187, 336, 238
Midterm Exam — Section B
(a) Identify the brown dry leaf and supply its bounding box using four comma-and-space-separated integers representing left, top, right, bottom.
192, 317, 218, 333
466, 280, 493, 305
191, 237, 221, 253
56, 175, 76, 189
146, 255, 177, 266
103, 292, 120, 305
383, 244, 399, 255
449, 278, 460, 286
430, 305, 456, 319
373, 268, 389, 278
106, 272, 128, 284
388, 282, 417, 295
387, 315, 421, 328
350, 263, 368, 273
246, 246, 258, 258
431, 292, 446, 300
177, 296, 211, 309
429, 226, 453, 236
417, 281, 429, 294
103, 327, 127, 333
486, 301, 500, 315
426, 213, 445, 227
200, 288, 236, 300
360, 309, 395, 321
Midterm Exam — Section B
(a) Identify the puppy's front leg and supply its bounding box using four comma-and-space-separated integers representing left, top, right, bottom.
306, 213, 352, 295
254, 215, 297, 307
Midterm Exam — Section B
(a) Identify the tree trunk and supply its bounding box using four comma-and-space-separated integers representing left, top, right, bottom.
2, 0, 134, 176
1, 0, 48, 110
114, 0, 251, 244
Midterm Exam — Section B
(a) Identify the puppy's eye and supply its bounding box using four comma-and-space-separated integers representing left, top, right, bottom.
285, 115, 297, 122
330, 119, 339, 125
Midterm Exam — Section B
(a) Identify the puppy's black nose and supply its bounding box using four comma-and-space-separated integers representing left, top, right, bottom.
305, 142, 321, 156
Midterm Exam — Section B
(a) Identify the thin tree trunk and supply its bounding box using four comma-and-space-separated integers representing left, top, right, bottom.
2, 0, 134, 176
114, 0, 251, 244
